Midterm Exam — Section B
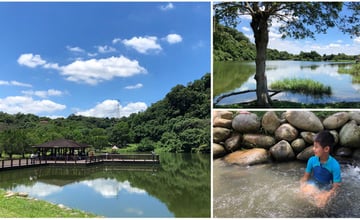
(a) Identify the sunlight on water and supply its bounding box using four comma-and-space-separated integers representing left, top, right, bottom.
213, 159, 360, 217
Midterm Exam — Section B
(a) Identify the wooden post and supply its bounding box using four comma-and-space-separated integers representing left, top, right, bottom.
1, 160, 4, 168
10, 159, 13, 167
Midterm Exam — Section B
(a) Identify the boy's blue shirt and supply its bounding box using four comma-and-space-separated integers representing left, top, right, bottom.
306, 155, 342, 184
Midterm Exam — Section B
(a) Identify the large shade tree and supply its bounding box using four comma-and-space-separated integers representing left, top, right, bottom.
214, 2, 360, 107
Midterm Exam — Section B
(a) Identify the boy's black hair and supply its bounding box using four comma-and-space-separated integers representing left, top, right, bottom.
314, 130, 335, 149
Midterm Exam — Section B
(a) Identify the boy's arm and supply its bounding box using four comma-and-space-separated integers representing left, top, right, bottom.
300, 172, 310, 184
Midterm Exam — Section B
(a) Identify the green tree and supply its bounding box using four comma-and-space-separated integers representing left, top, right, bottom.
214, 2, 360, 107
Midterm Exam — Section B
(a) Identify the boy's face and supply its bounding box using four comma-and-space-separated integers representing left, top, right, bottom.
313, 141, 330, 157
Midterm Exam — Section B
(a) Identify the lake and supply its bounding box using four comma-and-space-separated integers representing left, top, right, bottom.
0, 153, 210, 218
213, 159, 360, 217
213, 60, 360, 105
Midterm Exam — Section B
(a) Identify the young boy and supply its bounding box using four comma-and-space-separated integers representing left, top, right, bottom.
300, 130, 341, 208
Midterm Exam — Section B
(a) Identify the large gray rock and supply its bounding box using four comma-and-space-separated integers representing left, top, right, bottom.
232, 112, 261, 133
275, 123, 299, 142
224, 148, 270, 166
224, 132, 242, 152
243, 134, 276, 149
270, 140, 295, 161
213, 143, 227, 159
323, 112, 350, 130
262, 111, 281, 134
300, 132, 316, 144
296, 146, 314, 161
339, 120, 360, 148
349, 111, 360, 124
291, 138, 306, 154
213, 127, 231, 143
284, 111, 324, 132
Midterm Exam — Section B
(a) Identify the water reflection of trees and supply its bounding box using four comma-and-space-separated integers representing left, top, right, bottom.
0, 153, 210, 217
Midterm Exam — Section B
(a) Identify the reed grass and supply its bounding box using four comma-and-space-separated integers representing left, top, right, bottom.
270, 78, 332, 96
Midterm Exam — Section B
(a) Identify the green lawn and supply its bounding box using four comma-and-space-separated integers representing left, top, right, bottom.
0, 190, 99, 218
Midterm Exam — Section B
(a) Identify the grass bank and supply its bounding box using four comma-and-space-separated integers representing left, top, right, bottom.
270, 78, 331, 96
0, 190, 99, 217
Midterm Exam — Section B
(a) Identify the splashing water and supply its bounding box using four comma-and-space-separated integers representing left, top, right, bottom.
213, 160, 360, 218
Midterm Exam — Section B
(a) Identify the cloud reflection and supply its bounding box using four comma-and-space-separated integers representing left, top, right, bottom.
80, 178, 146, 198
13, 181, 62, 197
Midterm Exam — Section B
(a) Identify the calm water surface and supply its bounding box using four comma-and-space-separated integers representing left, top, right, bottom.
214, 61, 360, 105
0, 153, 210, 218
213, 159, 360, 217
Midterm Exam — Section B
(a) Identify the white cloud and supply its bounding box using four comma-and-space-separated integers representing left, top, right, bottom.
125, 83, 143, 90
0, 80, 32, 87
60, 56, 147, 85
21, 89, 64, 98
66, 46, 85, 53
242, 26, 250, 32
0, 96, 66, 115
18, 53, 147, 85
17, 53, 46, 68
112, 38, 121, 44
96, 45, 116, 53
164, 34, 183, 44
122, 36, 162, 54
75, 99, 147, 118
354, 37, 360, 44
160, 3, 174, 11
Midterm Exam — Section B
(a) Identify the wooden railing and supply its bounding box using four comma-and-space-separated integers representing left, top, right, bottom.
86, 154, 160, 164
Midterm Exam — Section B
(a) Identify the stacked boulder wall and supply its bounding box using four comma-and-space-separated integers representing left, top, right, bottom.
262, 111, 281, 134
291, 138, 306, 154
270, 140, 295, 161
284, 111, 323, 132
213, 143, 227, 159
224, 148, 270, 166
232, 112, 260, 133
323, 112, 350, 130
339, 120, 360, 148
275, 123, 298, 142
213, 127, 231, 143
296, 146, 314, 161
224, 132, 242, 152
243, 134, 276, 149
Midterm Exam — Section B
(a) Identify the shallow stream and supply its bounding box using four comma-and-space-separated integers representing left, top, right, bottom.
213, 159, 360, 217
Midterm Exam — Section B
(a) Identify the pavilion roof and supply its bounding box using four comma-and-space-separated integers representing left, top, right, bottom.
33, 138, 89, 149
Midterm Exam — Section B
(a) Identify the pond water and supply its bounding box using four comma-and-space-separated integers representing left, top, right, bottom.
214, 60, 360, 105
213, 159, 360, 217
0, 153, 210, 218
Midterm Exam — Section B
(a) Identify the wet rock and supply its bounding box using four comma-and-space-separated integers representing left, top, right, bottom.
224, 148, 270, 166
330, 130, 340, 145
270, 140, 295, 161
213, 127, 231, 143
243, 134, 276, 149
284, 111, 324, 132
335, 147, 353, 157
232, 112, 260, 133
323, 112, 350, 130
275, 123, 298, 142
296, 146, 314, 161
213, 143, 227, 159
291, 138, 306, 154
353, 149, 360, 160
224, 132, 242, 152
300, 132, 316, 144
339, 120, 360, 148
213, 117, 232, 129
262, 111, 281, 134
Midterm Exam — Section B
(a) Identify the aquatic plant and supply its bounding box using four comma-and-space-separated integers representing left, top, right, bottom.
270, 78, 332, 96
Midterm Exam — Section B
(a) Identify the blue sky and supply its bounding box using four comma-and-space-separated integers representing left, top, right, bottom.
0, 2, 210, 118
236, 4, 360, 55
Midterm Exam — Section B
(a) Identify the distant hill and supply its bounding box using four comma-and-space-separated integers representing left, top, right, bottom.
0, 73, 210, 157
214, 22, 357, 62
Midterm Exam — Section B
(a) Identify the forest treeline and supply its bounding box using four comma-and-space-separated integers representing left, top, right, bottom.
0, 73, 210, 157
213, 23, 359, 62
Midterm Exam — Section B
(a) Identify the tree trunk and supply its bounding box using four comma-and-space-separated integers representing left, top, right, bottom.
251, 13, 272, 107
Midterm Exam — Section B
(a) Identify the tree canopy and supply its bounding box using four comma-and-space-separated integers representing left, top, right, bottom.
0, 73, 210, 157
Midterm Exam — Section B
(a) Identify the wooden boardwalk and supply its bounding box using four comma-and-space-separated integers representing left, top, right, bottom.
0, 154, 160, 171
